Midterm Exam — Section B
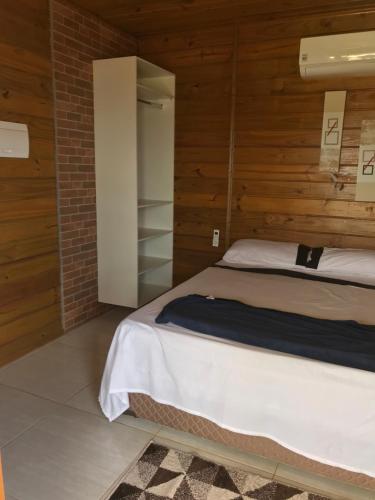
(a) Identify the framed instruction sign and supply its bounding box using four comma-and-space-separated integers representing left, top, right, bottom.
319, 91, 346, 172
356, 120, 375, 201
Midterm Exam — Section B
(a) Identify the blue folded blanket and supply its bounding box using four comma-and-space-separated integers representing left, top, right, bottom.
156, 294, 375, 372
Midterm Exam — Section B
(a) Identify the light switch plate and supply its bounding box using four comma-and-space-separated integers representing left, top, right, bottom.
212, 229, 220, 247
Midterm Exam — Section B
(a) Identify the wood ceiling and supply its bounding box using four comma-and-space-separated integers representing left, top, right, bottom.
71, 0, 375, 35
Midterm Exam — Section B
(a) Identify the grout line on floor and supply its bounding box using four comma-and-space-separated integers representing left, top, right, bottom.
0, 381, 88, 408
272, 463, 279, 480
0, 381, 103, 450
269, 463, 352, 500
0, 390, 156, 455
153, 431, 277, 478
62, 381, 93, 405
1, 414, 52, 451
99, 433, 157, 500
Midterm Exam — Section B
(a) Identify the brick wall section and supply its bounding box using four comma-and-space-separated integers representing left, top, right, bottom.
50, 0, 137, 330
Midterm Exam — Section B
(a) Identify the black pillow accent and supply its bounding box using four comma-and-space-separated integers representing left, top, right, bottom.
296, 244, 324, 269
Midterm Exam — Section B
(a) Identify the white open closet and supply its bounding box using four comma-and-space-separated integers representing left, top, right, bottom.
93, 56, 175, 308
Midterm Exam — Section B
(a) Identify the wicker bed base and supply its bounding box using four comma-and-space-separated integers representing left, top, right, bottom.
130, 393, 375, 491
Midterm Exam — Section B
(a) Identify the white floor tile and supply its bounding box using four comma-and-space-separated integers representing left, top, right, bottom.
57, 307, 131, 356
0, 342, 105, 403
155, 426, 278, 478
65, 382, 102, 415
0, 384, 62, 447
66, 382, 162, 434
3, 406, 152, 500
274, 463, 374, 500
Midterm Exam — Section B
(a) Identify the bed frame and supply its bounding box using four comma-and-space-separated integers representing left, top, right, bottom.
130, 393, 375, 491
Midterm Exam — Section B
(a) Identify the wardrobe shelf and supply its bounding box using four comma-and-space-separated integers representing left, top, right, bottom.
139, 283, 170, 306
137, 83, 174, 102
138, 199, 173, 209
138, 256, 172, 276
138, 228, 172, 242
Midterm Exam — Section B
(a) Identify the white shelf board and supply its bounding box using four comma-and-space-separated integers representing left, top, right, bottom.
137, 83, 174, 102
138, 199, 173, 209
138, 283, 170, 306
138, 255, 172, 275
138, 228, 172, 242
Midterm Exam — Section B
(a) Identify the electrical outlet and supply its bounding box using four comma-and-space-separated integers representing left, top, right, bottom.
212, 229, 220, 247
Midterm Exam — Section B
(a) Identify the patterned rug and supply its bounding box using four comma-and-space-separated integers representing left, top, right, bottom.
108, 443, 330, 499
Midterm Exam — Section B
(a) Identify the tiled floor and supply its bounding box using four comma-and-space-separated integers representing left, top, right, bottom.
0, 308, 373, 500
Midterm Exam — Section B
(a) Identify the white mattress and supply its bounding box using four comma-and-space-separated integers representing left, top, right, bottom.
100, 266, 375, 477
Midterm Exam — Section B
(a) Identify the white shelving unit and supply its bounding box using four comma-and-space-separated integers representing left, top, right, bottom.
93, 56, 175, 308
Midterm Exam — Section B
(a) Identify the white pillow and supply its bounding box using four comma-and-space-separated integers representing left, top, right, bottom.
222, 239, 299, 269
319, 247, 375, 278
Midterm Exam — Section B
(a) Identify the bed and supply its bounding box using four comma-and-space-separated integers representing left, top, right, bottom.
100, 240, 375, 489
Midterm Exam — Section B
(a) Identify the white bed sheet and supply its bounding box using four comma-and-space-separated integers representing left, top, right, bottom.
99, 266, 375, 477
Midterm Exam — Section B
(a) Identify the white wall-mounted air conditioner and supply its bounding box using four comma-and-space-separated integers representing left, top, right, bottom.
300, 31, 375, 79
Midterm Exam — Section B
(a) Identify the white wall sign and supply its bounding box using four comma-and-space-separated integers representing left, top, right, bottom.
319, 91, 346, 172
0, 121, 29, 158
355, 120, 375, 201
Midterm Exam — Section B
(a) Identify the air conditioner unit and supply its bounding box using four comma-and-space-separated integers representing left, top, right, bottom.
300, 31, 375, 79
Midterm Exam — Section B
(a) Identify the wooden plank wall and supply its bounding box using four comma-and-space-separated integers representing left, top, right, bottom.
233, 10, 375, 249
140, 7, 375, 283
0, 0, 62, 366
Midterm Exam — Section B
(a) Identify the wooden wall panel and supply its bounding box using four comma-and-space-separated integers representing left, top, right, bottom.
140, 26, 234, 283
139, 5, 375, 283
232, 10, 375, 250
0, 0, 62, 366
71, 0, 375, 35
